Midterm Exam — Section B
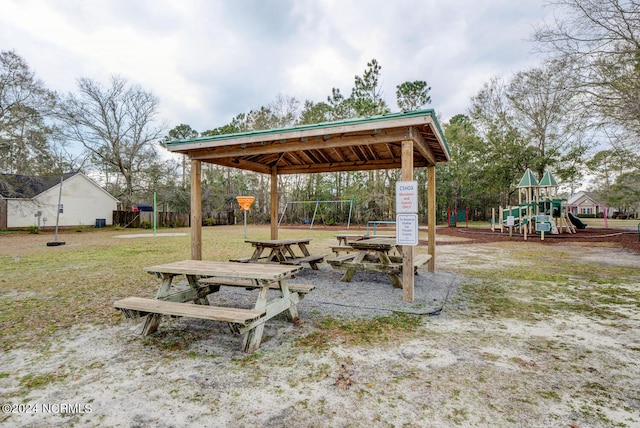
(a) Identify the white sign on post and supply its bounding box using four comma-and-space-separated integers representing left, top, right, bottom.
396, 181, 418, 214
396, 213, 419, 246
396, 181, 419, 247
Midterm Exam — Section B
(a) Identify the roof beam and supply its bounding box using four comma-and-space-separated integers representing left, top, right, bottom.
186, 129, 411, 160
410, 127, 437, 165
329, 146, 347, 162
276, 158, 430, 175
206, 158, 272, 175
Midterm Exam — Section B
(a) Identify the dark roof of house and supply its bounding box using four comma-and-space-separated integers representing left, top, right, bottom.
0, 172, 79, 198
568, 190, 604, 206
582, 191, 603, 205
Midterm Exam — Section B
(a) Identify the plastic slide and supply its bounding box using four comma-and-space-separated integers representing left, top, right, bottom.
567, 212, 587, 229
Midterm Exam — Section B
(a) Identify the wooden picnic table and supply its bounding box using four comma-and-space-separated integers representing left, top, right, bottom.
331, 233, 364, 256
234, 238, 326, 270
327, 237, 431, 289
114, 260, 307, 353
334, 233, 364, 246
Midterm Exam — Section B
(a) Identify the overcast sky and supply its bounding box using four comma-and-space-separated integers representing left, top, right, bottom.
1, 0, 550, 133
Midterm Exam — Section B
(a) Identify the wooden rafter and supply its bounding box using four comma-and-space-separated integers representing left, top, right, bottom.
176, 110, 450, 298
186, 129, 411, 161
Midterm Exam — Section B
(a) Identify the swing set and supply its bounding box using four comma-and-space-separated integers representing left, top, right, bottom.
278, 200, 354, 229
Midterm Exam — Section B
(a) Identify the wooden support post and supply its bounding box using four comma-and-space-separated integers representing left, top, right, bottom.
270, 166, 278, 239
427, 165, 436, 273
401, 140, 414, 303
191, 159, 202, 260
491, 208, 496, 232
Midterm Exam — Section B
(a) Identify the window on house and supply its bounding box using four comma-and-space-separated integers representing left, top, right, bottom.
59, 204, 63, 214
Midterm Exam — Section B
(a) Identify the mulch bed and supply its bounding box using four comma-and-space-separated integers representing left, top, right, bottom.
435, 226, 640, 255
279, 223, 640, 255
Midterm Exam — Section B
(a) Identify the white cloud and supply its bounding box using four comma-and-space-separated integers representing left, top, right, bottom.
0, 0, 549, 131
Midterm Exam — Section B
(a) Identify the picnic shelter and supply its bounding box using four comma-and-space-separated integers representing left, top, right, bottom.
165, 109, 451, 302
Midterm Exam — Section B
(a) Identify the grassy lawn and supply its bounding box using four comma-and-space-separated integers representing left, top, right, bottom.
0, 225, 348, 351
1, 224, 638, 351
582, 218, 639, 229
1, 223, 639, 427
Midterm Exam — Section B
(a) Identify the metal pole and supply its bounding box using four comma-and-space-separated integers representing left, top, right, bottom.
347, 200, 353, 229
54, 176, 63, 241
243, 210, 247, 239
278, 202, 288, 227
310, 201, 319, 230
153, 192, 157, 236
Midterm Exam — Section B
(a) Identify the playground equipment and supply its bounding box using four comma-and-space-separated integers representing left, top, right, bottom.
236, 196, 255, 239
493, 169, 579, 238
278, 200, 353, 230
366, 220, 396, 235
447, 207, 469, 227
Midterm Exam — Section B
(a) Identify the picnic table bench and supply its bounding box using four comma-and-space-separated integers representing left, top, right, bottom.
232, 238, 326, 270
198, 277, 315, 294
115, 297, 265, 327
327, 237, 431, 288
330, 233, 396, 256
114, 260, 305, 353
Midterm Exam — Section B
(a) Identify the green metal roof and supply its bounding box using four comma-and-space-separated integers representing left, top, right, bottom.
166, 109, 451, 159
518, 168, 539, 187
538, 171, 558, 187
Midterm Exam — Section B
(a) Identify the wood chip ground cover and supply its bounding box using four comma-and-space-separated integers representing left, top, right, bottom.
0, 225, 638, 427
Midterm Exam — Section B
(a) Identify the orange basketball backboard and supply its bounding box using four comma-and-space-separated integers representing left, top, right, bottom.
236, 196, 255, 211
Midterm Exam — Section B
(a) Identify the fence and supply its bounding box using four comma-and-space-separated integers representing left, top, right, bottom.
112, 211, 190, 228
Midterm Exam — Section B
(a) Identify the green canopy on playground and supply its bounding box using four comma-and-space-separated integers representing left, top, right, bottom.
518, 168, 539, 188
539, 171, 558, 187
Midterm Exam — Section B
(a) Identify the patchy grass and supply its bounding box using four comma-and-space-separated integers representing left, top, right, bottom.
3, 226, 638, 352
1, 224, 639, 427
18, 371, 68, 396
455, 242, 640, 322
0, 225, 347, 352
295, 312, 422, 351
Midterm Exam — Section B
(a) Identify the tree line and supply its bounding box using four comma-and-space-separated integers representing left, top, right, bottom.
1, 0, 638, 225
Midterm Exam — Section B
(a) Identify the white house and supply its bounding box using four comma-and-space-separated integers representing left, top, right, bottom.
0, 172, 119, 229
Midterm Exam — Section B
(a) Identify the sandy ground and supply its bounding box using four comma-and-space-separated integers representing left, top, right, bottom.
1, 230, 639, 427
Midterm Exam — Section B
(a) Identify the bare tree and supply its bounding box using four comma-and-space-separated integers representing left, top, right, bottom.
0, 50, 58, 176
507, 59, 593, 176
534, 0, 640, 142
162, 123, 199, 188
268, 94, 300, 128
469, 60, 592, 191
57, 76, 166, 205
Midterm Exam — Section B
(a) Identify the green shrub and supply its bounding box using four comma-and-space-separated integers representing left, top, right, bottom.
140, 220, 152, 229
203, 218, 216, 226
25, 225, 40, 234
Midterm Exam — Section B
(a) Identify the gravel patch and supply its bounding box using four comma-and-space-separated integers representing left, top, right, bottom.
193, 263, 461, 320
283, 264, 458, 318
